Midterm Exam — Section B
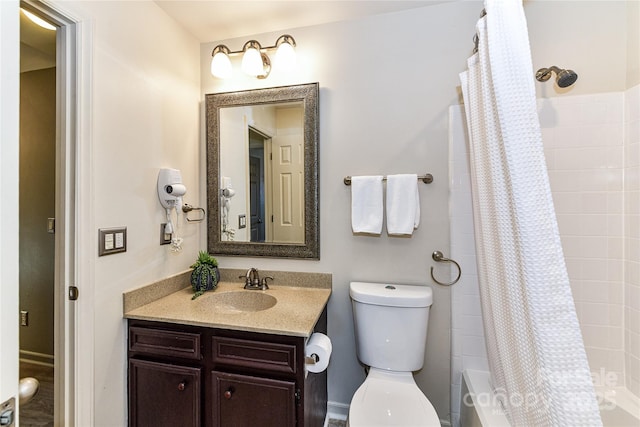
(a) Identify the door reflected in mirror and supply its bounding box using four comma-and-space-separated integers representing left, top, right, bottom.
206, 83, 319, 259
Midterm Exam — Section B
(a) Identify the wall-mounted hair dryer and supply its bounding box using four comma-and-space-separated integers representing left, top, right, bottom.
221, 187, 236, 198
158, 168, 186, 251
221, 177, 236, 240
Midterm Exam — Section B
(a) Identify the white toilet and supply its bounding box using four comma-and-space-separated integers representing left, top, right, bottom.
348, 281, 440, 427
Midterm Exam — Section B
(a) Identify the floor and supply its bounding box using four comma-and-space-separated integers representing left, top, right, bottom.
19, 362, 54, 427
328, 418, 347, 427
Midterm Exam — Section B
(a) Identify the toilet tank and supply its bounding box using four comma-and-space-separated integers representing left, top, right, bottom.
350, 282, 433, 372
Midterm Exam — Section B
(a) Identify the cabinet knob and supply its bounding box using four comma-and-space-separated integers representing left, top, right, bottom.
223, 389, 233, 399
177, 381, 186, 391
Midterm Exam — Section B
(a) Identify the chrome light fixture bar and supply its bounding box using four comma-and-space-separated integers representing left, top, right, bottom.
210, 35, 296, 79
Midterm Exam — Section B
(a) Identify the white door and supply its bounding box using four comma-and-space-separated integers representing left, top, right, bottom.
0, 0, 21, 424
271, 133, 305, 244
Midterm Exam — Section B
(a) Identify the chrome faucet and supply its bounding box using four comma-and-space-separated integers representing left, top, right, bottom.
239, 268, 272, 290
243, 268, 260, 288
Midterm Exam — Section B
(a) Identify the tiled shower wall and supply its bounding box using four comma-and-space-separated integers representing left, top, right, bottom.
540, 91, 626, 388
624, 84, 640, 397
449, 85, 640, 426
449, 106, 487, 427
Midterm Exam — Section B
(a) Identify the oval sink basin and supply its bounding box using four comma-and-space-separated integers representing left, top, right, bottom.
208, 291, 277, 313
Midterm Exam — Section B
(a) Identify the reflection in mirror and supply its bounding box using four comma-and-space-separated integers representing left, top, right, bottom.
206, 83, 319, 259
220, 102, 305, 244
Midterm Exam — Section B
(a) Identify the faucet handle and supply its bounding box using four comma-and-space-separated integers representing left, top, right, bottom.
261, 276, 273, 290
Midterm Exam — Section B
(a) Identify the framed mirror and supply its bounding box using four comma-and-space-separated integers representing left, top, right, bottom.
206, 83, 319, 259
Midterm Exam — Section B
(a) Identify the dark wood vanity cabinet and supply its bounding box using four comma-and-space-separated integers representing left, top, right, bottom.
127, 308, 327, 427
212, 371, 296, 426
129, 359, 202, 426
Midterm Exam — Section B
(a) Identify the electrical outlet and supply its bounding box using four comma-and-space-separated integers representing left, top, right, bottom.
20, 311, 28, 326
160, 224, 172, 245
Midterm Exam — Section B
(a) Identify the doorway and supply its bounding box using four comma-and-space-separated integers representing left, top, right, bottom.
19, 6, 56, 426
248, 127, 269, 242
18, 2, 77, 425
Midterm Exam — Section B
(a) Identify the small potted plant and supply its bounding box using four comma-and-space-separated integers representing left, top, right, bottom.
190, 251, 220, 300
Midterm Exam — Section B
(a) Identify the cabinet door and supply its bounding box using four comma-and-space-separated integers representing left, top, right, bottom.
129, 359, 201, 427
212, 371, 296, 427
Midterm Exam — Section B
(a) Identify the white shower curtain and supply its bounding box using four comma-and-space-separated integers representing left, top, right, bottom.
459, 1, 602, 425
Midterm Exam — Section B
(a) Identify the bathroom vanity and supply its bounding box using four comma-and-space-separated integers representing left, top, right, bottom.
123, 270, 331, 427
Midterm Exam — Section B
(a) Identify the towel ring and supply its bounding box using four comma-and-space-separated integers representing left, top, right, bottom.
430, 251, 461, 286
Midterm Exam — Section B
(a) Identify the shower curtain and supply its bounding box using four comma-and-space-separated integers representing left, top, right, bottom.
459, 1, 602, 425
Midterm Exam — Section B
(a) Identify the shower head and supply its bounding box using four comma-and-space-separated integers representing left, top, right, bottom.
535, 66, 578, 88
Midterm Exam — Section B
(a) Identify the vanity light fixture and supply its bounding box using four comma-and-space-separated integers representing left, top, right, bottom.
210, 45, 232, 79
210, 34, 296, 79
241, 40, 269, 77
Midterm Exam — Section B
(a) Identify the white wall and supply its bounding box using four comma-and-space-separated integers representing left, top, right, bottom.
220, 107, 250, 242
50, 1, 201, 425
627, 1, 640, 88
526, 1, 628, 97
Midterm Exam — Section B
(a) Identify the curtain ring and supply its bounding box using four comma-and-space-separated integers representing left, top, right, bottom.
430, 251, 461, 286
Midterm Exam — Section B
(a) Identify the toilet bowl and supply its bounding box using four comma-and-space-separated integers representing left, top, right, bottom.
348, 369, 440, 426
348, 281, 440, 427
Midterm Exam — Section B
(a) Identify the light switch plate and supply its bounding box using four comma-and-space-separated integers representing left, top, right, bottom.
99, 227, 127, 256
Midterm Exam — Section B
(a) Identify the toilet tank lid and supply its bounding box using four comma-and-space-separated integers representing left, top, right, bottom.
349, 282, 433, 307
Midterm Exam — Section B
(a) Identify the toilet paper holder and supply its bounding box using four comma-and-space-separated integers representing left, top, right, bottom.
305, 332, 331, 373
305, 354, 320, 365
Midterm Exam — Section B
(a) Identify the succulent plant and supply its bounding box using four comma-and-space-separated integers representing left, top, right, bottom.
190, 251, 219, 300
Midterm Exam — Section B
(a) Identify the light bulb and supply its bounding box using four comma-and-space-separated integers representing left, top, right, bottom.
275, 41, 296, 71
242, 46, 264, 76
210, 51, 232, 79
21, 8, 55, 31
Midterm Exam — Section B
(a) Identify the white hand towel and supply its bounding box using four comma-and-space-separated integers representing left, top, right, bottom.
386, 174, 420, 235
351, 175, 384, 234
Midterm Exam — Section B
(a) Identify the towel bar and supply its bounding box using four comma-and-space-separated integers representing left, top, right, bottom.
182, 204, 206, 222
343, 173, 433, 186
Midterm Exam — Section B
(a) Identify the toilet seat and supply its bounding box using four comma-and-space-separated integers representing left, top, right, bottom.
348, 369, 440, 427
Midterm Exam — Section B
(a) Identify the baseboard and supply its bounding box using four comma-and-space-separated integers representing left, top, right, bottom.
19, 350, 54, 367
326, 401, 349, 421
